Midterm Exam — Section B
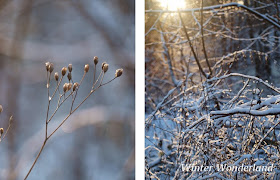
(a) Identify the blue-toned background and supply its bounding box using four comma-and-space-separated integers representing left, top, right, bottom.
0, 0, 135, 179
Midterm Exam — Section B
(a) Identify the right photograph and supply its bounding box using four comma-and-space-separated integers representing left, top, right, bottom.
145, 0, 280, 179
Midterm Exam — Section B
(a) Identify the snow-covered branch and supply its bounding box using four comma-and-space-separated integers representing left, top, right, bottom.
146, 3, 280, 29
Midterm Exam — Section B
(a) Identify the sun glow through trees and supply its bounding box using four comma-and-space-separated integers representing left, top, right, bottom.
159, 0, 186, 11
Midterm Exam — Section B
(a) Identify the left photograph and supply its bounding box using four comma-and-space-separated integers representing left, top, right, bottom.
0, 1, 135, 180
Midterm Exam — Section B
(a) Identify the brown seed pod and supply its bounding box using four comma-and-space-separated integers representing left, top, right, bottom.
93, 56, 98, 65
84, 64, 89, 73
45, 62, 50, 71
73, 82, 79, 91
67, 72, 72, 81
49, 63, 54, 73
0, 105, 2, 114
68, 64, 73, 72
54, 72, 59, 81
68, 83, 72, 91
61, 67, 67, 76
63, 83, 68, 93
115, 69, 123, 77
102, 63, 109, 73
0, 128, 3, 135
101, 62, 106, 69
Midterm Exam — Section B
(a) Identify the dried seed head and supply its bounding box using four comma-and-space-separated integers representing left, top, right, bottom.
61, 67, 67, 76
73, 82, 79, 91
49, 63, 54, 73
45, 62, 50, 71
63, 83, 68, 93
84, 64, 89, 73
0, 128, 3, 135
93, 56, 98, 65
68, 83, 72, 91
68, 64, 73, 72
115, 69, 123, 77
101, 62, 106, 69
102, 63, 109, 73
0, 105, 2, 114
67, 72, 72, 81
54, 72, 59, 81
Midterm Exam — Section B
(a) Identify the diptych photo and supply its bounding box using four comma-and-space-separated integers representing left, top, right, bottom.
1, 0, 280, 179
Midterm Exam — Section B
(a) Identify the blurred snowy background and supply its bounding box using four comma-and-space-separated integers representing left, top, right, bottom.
0, 0, 134, 179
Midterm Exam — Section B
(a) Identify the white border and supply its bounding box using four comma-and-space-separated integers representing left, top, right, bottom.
135, 0, 145, 179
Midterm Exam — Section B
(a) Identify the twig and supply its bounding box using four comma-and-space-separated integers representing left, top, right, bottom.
178, 10, 207, 78
1, 116, 13, 140
207, 73, 280, 94
200, 0, 212, 76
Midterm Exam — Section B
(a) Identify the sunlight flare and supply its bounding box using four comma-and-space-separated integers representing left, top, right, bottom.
159, 0, 186, 11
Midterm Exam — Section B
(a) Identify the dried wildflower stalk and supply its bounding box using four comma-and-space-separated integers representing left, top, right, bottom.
24, 57, 123, 179
0, 105, 13, 143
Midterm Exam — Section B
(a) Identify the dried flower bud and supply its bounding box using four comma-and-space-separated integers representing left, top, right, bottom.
115, 69, 123, 77
63, 83, 68, 93
0, 105, 2, 114
93, 56, 98, 65
54, 72, 59, 81
49, 63, 54, 73
101, 62, 106, 69
0, 128, 3, 135
68, 83, 72, 91
84, 64, 89, 73
61, 67, 67, 76
102, 63, 109, 73
67, 72, 72, 81
45, 62, 50, 71
68, 64, 73, 72
73, 82, 79, 91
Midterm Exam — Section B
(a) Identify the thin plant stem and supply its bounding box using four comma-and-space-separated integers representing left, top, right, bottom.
24, 139, 47, 180
47, 91, 74, 123
51, 77, 63, 100
99, 73, 105, 86
93, 64, 96, 83
94, 71, 104, 88
45, 72, 51, 139
101, 77, 116, 86
2, 116, 13, 140
70, 72, 86, 112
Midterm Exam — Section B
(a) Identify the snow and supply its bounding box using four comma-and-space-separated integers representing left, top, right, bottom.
145, 73, 280, 179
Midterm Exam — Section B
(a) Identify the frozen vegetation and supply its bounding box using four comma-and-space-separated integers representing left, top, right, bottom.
145, 0, 280, 179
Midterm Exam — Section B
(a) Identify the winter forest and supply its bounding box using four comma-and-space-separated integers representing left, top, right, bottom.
145, 0, 280, 179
